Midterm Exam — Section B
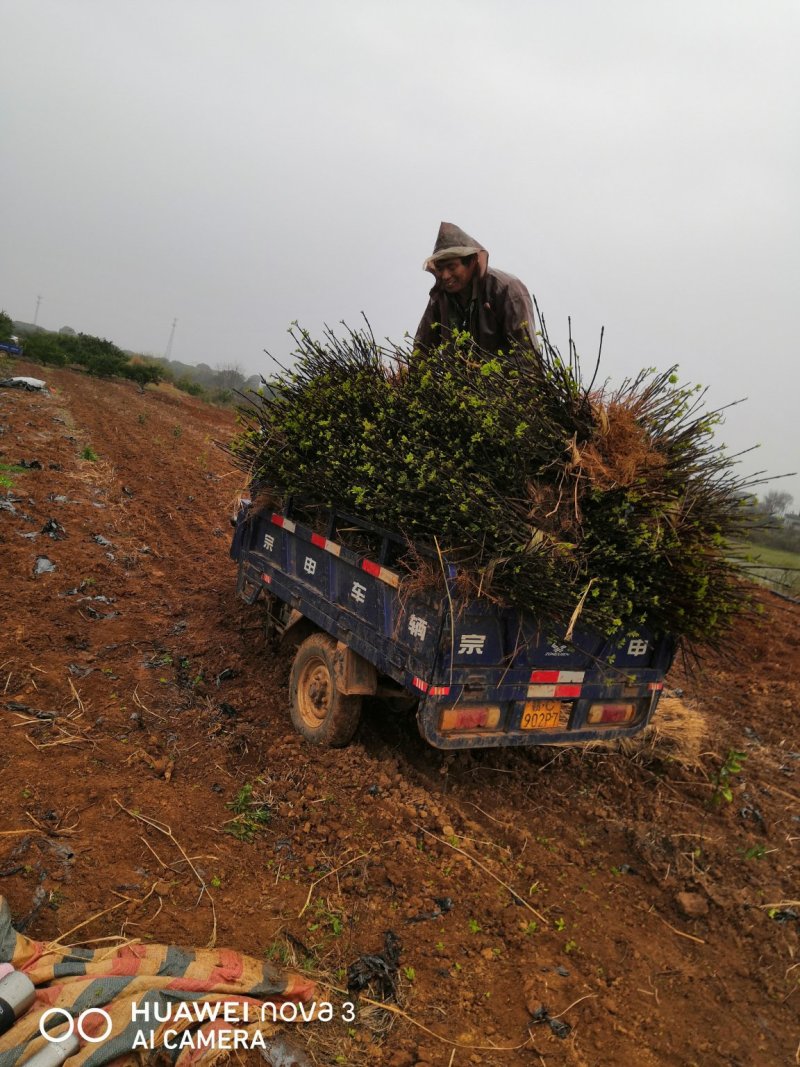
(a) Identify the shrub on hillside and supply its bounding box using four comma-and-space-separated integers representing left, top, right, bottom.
73, 334, 128, 377
176, 377, 206, 397
209, 387, 236, 406
19, 332, 69, 366
122, 360, 164, 391
17, 329, 128, 377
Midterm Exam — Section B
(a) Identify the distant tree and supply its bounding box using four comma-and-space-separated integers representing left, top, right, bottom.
14, 323, 46, 338
19, 331, 68, 366
54, 332, 84, 362
73, 333, 128, 377
175, 377, 205, 397
761, 491, 793, 517
122, 360, 164, 392
59, 326, 77, 336
0, 310, 13, 342
214, 362, 246, 391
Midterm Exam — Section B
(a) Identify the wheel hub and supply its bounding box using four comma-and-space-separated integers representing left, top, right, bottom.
298, 659, 332, 723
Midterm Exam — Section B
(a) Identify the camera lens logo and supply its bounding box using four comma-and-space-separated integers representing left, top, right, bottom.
39, 1007, 113, 1043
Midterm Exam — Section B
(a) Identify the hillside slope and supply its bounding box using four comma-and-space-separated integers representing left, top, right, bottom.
1, 363, 798, 1066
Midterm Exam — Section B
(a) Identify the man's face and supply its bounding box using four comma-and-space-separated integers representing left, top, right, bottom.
435, 256, 477, 294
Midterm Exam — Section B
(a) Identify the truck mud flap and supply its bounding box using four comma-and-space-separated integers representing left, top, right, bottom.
332, 641, 378, 696
236, 559, 263, 605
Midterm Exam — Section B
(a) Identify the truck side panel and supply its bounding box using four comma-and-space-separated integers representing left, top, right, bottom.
232, 504, 674, 750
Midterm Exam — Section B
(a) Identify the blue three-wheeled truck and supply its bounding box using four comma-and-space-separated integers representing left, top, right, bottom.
231, 500, 675, 750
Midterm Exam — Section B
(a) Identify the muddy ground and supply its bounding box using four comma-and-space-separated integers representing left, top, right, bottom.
1, 362, 798, 1067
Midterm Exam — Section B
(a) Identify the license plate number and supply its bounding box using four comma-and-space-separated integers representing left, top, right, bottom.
521, 700, 562, 730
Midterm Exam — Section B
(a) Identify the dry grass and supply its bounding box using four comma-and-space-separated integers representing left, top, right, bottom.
578, 398, 667, 491
249, 487, 283, 515
619, 695, 708, 768
257, 933, 394, 1067
521, 397, 670, 546
581, 694, 708, 770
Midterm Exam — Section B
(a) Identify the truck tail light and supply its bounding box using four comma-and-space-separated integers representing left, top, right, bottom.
440, 705, 501, 731
587, 702, 635, 725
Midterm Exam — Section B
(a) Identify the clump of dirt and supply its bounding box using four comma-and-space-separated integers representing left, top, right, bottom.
0, 362, 798, 1066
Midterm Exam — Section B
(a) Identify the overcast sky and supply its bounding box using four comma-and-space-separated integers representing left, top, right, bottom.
2, 1, 798, 502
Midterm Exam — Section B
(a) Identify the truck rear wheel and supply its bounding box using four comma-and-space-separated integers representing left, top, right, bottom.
289, 633, 362, 746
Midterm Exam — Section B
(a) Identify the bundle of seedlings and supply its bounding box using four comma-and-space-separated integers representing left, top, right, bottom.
228, 319, 757, 646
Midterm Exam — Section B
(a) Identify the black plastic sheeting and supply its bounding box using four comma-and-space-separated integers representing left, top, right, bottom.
530, 1004, 572, 1040
347, 931, 401, 1001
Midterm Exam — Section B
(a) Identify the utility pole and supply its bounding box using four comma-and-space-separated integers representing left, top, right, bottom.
164, 317, 177, 361
33, 295, 42, 326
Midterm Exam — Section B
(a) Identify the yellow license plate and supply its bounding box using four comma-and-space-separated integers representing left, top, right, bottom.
521, 700, 562, 730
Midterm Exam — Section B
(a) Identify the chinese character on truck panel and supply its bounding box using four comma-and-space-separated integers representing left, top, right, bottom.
458, 634, 486, 655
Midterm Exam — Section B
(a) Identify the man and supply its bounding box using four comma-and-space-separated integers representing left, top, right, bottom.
414, 222, 540, 355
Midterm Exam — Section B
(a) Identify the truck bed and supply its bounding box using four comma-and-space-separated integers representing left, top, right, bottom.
232, 502, 674, 749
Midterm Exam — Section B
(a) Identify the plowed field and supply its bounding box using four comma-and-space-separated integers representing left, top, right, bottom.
1, 362, 798, 1066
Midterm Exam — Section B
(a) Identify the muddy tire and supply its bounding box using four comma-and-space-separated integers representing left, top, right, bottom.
289, 633, 362, 746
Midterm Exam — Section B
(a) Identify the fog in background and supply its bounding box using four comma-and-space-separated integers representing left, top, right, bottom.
2, 1, 798, 501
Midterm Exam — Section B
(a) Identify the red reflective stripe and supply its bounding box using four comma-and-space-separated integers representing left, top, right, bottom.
412, 678, 450, 696
648, 681, 664, 691
554, 684, 581, 698
271, 514, 295, 532
310, 533, 326, 548
361, 559, 381, 577
530, 670, 559, 683
261, 573, 271, 584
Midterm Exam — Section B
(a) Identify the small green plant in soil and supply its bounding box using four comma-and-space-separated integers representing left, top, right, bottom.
265, 941, 291, 965
710, 749, 747, 805
223, 782, 273, 841
0, 462, 29, 488
308, 900, 344, 938
740, 844, 768, 861
81, 445, 98, 461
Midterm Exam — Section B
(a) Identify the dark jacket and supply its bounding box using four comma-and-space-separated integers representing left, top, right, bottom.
414, 266, 539, 355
